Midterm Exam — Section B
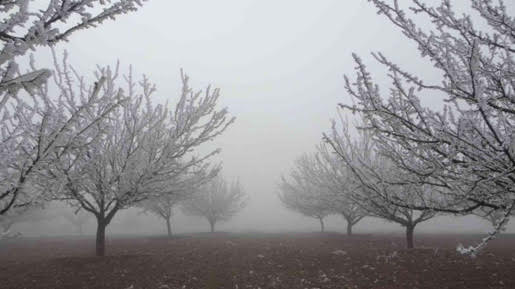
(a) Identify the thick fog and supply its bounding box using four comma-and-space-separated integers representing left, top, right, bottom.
15, 0, 511, 237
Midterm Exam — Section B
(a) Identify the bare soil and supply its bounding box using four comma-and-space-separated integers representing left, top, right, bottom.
1, 232, 514, 289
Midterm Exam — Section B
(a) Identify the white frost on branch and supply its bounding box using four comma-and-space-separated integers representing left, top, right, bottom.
0, 0, 148, 217
182, 175, 247, 233
45, 62, 234, 255
330, 0, 515, 254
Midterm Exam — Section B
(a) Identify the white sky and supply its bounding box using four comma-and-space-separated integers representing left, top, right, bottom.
29, 0, 510, 234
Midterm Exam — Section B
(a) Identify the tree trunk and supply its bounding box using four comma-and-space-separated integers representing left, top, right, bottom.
406, 224, 415, 249
346, 220, 353, 236
166, 217, 172, 237
96, 219, 107, 257
209, 220, 215, 233
319, 217, 325, 233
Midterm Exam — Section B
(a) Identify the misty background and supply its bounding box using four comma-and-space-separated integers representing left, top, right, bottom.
16, 0, 509, 236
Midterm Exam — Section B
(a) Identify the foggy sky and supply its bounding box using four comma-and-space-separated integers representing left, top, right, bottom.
27, 0, 512, 235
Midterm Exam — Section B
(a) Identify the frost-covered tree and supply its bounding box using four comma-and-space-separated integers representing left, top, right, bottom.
279, 149, 366, 235
142, 193, 182, 237
141, 165, 217, 237
279, 156, 334, 233
474, 206, 513, 228
0, 0, 147, 93
1, 51, 125, 217
49, 64, 234, 256
361, 183, 436, 249
330, 0, 515, 255
182, 175, 247, 233
0, 0, 147, 216
326, 119, 436, 248
314, 145, 367, 235
278, 182, 330, 233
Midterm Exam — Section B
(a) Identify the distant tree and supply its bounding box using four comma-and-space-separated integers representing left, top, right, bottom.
63, 209, 91, 235
0, 221, 21, 240
279, 149, 367, 234
143, 194, 182, 237
0, 214, 20, 240
182, 176, 247, 233
278, 183, 330, 233
0, 0, 147, 217
326, 120, 436, 248
48, 62, 235, 256
314, 145, 368, 235
278, 155, 335, 232
141, 166, 217, 237
330, 0, 515, 255
0, 206, 49, 239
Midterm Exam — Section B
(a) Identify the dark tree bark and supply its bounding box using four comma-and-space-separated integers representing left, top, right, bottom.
95, 218, 107, 256
406, 224, 415, 249
346, 220, 353, 236
166, 217, 172, 237
94, 207, 117, 256
342, 213, 365, 236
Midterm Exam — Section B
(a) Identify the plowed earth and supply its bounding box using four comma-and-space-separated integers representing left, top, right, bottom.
1, 233, 514, 289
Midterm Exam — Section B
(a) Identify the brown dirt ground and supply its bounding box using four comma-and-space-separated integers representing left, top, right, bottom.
0, 232, 514, 289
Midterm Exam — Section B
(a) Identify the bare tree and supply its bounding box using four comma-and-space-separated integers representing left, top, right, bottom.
334, 201, 365, 236
278, 156, 334, 233
0, 0, 147, 217
141, 166, 216, 237
357, 181, 436, 249
143, 194, 181, 237
326, 119, 436, 248
279, 149, 367, 234
0, 51, 126, 219
182, 176, 247, 233
315, 145, 367, 235
328, 0, 515, 255
48, 62, 234, 256
278, 184, 330, 233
